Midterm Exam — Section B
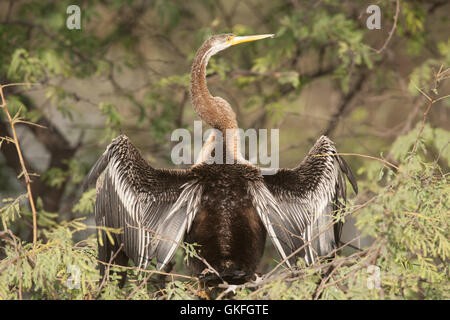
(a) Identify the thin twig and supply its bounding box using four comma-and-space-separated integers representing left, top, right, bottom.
411, 86, 437, 154
312, 152, 400, 170
5, 230, 23, 299
95, 243, 124, 296
372, 0, 400, 54
265, 195, 378, 279
0, 83, 39, 248
126, 272, 153, 300
96, 259, 198, 281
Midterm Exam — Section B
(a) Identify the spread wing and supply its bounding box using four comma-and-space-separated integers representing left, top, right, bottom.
261, 136, 358, 266
84, 135, 202, 273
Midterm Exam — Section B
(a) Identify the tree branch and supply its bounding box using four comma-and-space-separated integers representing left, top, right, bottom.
322, 72, 368, 137
0, 83, 79, 213
0, 84, 38, 248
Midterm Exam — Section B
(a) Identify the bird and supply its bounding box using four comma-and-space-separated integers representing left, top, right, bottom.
84, 33, 358, 286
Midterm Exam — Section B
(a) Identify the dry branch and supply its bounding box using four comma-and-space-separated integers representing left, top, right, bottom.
0, 83, 38, 248
371, 0, 400, 54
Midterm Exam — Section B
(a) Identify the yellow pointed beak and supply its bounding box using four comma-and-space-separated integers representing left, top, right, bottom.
230, 34, 275, 46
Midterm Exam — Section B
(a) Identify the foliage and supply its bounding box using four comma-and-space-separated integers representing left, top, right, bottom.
1, 137, 448, 300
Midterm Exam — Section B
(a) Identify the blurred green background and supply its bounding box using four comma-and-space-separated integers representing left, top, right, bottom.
1, 0, 448, 215
0, 0, 449, 299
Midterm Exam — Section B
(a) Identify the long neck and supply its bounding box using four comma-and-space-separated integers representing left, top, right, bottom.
190, 43, 241, 162
190, 45, 214, 118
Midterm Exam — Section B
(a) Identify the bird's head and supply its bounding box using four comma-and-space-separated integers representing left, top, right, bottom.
204, 33, 275, 56
191, 33, 275, 132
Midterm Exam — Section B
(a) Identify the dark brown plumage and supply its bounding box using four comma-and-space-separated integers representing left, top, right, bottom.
185, 164, 266, 282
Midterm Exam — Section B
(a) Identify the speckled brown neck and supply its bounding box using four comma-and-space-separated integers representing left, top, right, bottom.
190, 41, 238, 132
190, 39, 241, 162
190, 43, 213, 121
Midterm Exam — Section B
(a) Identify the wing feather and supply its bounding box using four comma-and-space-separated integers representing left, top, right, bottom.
84, 135, 200, 274
248, 180, 299, 268
263, 135, 358, 266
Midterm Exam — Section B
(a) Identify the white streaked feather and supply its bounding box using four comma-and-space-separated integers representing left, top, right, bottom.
249, 181, 292, 268
155, 181, 203, 270
158, 219, 187, 270
108, 160, 149, 267
107, 154, 199, 269
261, 136, 350, 266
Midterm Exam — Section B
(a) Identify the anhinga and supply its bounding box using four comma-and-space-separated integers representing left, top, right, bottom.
84, 34, 357, 285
